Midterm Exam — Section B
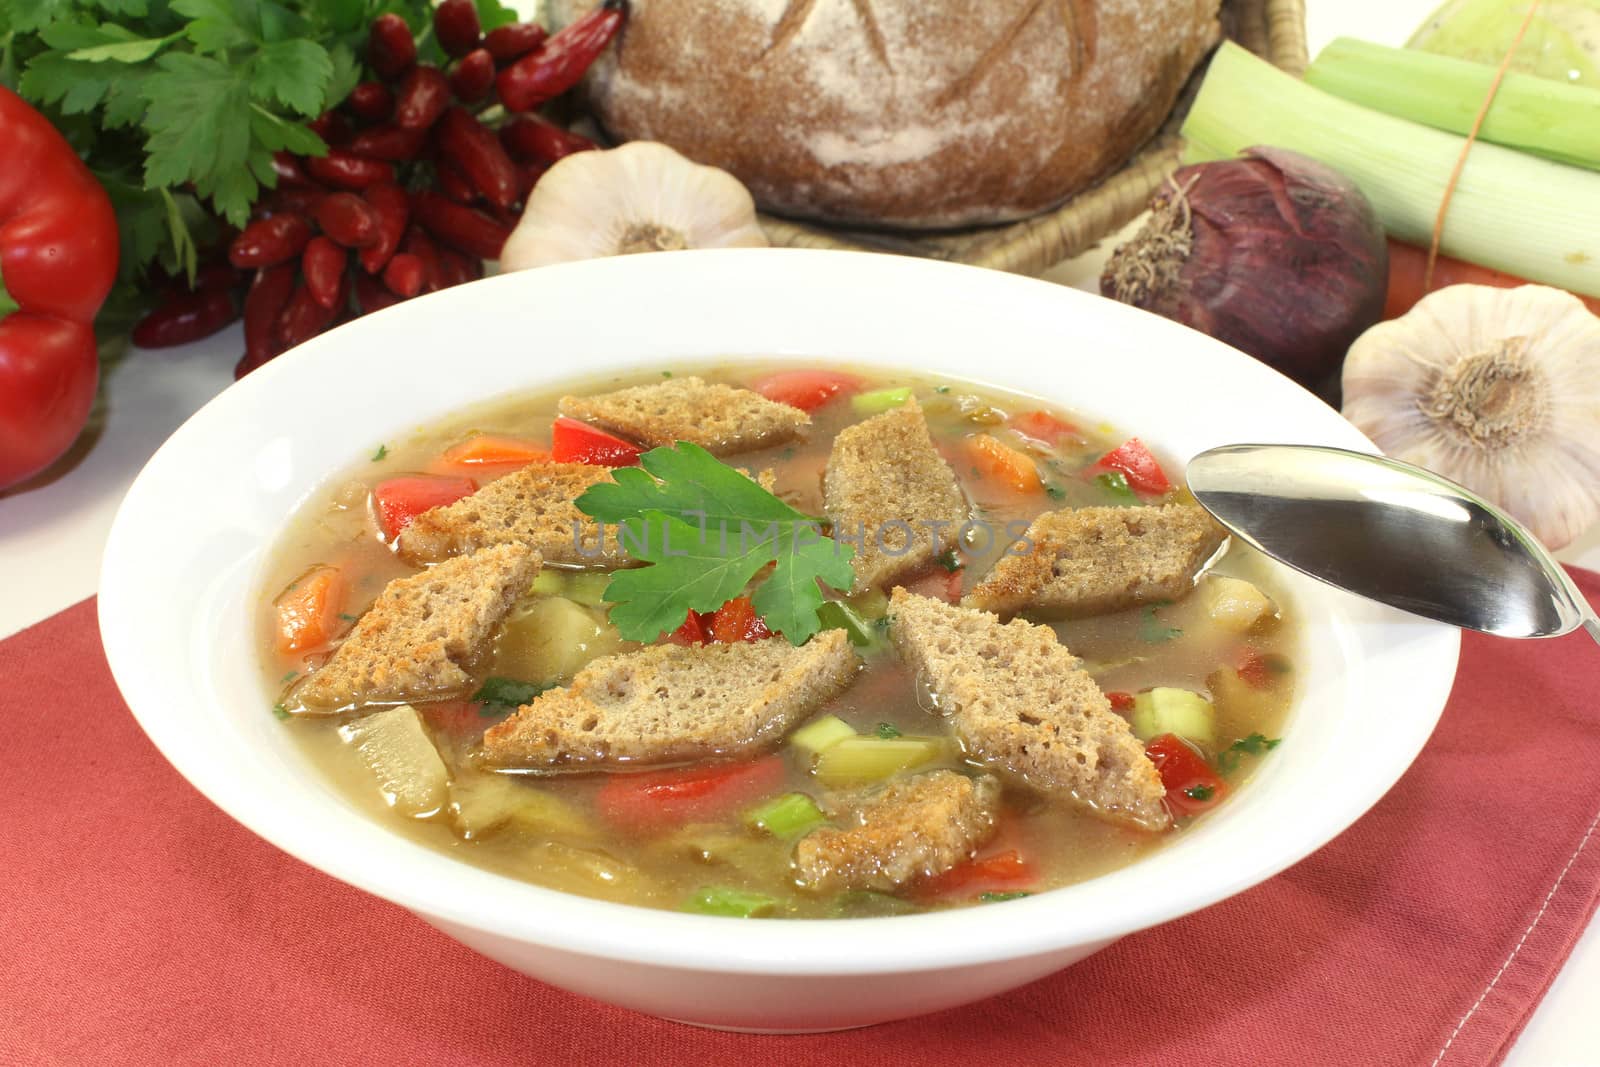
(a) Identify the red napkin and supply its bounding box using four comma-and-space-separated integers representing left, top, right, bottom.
3, 578, 1598, 1067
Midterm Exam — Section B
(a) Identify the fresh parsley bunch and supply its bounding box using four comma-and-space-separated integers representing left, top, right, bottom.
0, 0, 510, 298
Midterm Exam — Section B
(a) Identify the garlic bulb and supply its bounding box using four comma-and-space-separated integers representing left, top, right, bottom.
500, 141, 768, 270
1342, 284, 1600, 549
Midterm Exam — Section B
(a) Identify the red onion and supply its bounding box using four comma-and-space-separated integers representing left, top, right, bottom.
1101, 147, 1388, 392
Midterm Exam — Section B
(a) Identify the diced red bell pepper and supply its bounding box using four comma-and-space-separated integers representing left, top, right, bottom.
1106, 691, 1135, 714
418, 699, 484, 736
708, 595, 773, 643
1009, 410, 1079, 446
1145, 733, 1227, 817
912, 849, 1041, 903
1092, 437, 1171, 496
902, 565, 963, 604
550, 416, 642, 466
595, 756, 787, 834
665, 611, 712, 646
373, 474, 476, 539
750, 369, 862, 412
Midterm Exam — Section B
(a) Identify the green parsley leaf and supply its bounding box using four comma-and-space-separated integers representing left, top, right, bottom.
271, 702, 290, 720
1139, 605, 1182, 643
473, 677, 552, 708
936, 548, 961, 572
279, 669, 298, 683
142, 51, 253, 189
980, 891, 1030, 903
577, 443, 856, 644
371, 444, 388, 462
934, 385, 950, 394
249, 38, 331, 116
875, 722, 902, 739
473, 0, 519, 31
1183, 784, 1216, 801
1095, 470, 1138, 504
20, 52, 117, 114
1044, 483, 1066, 501
1217, 733, 1283, 774
172, 0, 254, 54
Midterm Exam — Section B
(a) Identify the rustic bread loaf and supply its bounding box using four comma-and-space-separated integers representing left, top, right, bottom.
557, 0, 1222, 228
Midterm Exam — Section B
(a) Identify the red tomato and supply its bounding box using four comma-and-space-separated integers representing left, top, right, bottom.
595, 756, 787, 833
1093, 438, 1171, 496
912, 849, 1040, 903
1145, 733, 1227, 817
1009, 410, 1079, 446
750, 369, 862, 412
708, 596, 772, 643
372, 474, 476, 539
550, 416, 642, 466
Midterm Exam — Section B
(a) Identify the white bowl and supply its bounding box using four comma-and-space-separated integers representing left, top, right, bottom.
100, 250, 1459, 1032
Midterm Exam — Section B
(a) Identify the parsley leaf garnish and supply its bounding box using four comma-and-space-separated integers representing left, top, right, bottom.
371, 444, 388, 462
473, 677, 552, 708
1184, 784, 1216, 801
271, 702, 290, 720
1139, 605, 1182, 643
1217, 733, 1282, 774
576, 443, 856, 644
936, 548, 961, 572
875, 722, 902, 739
980, 891, 1030, 902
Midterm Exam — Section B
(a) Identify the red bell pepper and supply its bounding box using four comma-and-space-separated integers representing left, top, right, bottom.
372, 474, 477, 539
708, 596, 773, 643
1145, 733, 1227, 817
750, 369, 862, 412
595, 756, 787, 834
912, 849, 1041, 903
0, 86, 120, 489
1092, 438, 1172, 496
550, 416, 642, 466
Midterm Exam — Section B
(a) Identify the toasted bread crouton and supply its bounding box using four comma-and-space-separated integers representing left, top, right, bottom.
480, 629, 858, 768
888, 589, 1170, 831
964, 504, 1227, 617
794, 770, 1001, 894
397, 461, 627, 567
823, 398, 969, 592
558, 375, 809, 456
294, 544, 539, 712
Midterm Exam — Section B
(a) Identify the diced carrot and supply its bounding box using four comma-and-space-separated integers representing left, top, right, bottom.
373, 474, 477, 539
911, 849, 1041, 903
967, 433, 1042, 494
1384, 239, 1600, 321
550, 416, 642, 466
1009, 410, 1079, 446
274, 564, 348, 655
595, 756, 787, 834
1092, 438, 1170, 496
1236, 646, 1274, 689
750, 369, 862, 412
708, 595, 773, 643
441, 433, 550, 469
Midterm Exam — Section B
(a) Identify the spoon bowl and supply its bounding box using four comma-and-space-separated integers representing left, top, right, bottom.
1187, 444, 1599, 643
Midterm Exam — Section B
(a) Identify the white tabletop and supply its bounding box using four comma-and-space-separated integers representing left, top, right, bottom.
2, 3, 1596, 1061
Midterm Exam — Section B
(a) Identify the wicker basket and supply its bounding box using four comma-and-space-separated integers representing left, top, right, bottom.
757, 0, 1308, 277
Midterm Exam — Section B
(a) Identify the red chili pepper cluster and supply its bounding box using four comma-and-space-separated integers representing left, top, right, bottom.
130, 0, 624, 377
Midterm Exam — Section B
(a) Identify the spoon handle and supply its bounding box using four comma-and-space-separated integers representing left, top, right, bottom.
1585, 611, 1600, 649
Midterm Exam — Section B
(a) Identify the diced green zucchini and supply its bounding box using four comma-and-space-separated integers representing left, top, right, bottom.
812, 736, 946, 786
493, 595, 627, 683
847, 588, 889, 621
683, 885, 779, 918
850, 386, 913, 415
528, 570, 567, 597
1129, 687, 1216, 745
448, 771, 593, 840
744, 792, 827, 838
339, 704, 450, 816
1204, 576, 1277, 634
817, 600, 879, 647
790, 714, 856, 756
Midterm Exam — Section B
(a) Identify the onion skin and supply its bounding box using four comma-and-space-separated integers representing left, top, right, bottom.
1102, 146, 1389, 390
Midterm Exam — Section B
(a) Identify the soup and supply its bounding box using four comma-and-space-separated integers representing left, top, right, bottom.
262, 363, 1293, 917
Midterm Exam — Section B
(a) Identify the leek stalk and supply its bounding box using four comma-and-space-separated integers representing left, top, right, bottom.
1181, 42, 1600, 298
1305, 37, 1600, 169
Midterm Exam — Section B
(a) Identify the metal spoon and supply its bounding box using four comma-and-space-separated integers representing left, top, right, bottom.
1187, 443, 1599, 645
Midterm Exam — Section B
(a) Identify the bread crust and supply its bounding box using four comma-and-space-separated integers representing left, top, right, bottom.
561, 0, 1222, 228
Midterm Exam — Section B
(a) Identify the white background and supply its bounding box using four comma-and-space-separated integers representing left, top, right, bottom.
1, 2, 1595, 1061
